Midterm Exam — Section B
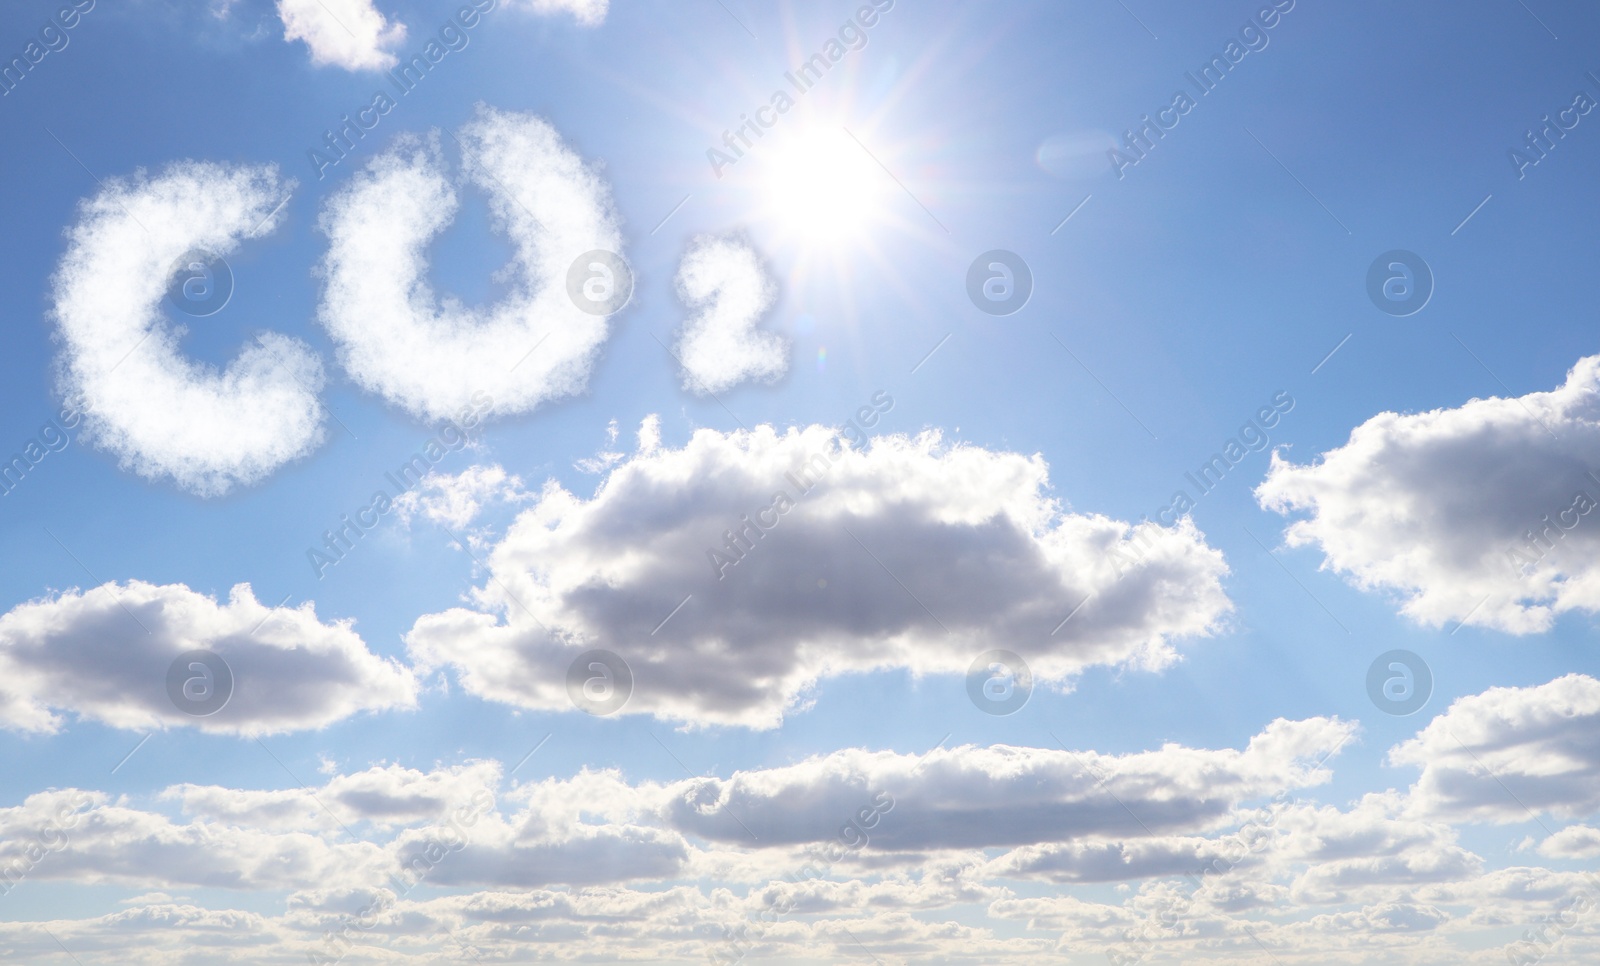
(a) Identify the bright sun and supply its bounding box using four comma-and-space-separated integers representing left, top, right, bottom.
758, 126, 891, 244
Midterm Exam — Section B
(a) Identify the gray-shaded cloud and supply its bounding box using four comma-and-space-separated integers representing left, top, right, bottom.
0, 581, 416, 735
660, 718, 1353, 848
406, 422, 1233, 727
1390, 673, 1600, 822
1258, 355, 1600, 633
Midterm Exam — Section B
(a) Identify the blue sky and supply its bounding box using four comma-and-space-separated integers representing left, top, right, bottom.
3, 1, 1600, 963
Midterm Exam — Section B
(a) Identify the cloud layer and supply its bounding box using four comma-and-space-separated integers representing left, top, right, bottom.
661, 717, 1352, 848
3, 699, 1595, 964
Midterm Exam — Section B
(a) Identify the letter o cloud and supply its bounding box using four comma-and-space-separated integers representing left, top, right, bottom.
317, 105, 625, 422
51, 162, 325, 497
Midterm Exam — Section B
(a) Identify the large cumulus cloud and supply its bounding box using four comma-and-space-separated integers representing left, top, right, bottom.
1257, 355, 1600, 633
406, 420, 1233, 727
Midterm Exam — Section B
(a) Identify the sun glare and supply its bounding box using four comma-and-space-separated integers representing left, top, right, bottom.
758, 126, 891, 244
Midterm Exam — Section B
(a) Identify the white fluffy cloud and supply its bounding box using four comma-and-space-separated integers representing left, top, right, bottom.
274, 0, 608, 74
0, 764, 681, 902
1257, 355, 1600, 633
510, 0, 609, 26
1271, 795, 1482, 905
0, 789, 388, 893
7, 725, 1600, 964
1390, 674, 1600, 823
0, 904, 285, 966
393, 464, 529, 529
1536, 825, 1600, 859
317, 106, 623, 423
386, 769, 692, 889
51, 162, 324, 497
674, 235, 788, 394
0, 725, 1349, 895
405, 422, 1233, 727
276, 0, 406, 71
660, 719, 1353, 848
403, 823, 690, 889
0, 581, 417, 735
165, 762, 503, 832
985, 836, 1239, 884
